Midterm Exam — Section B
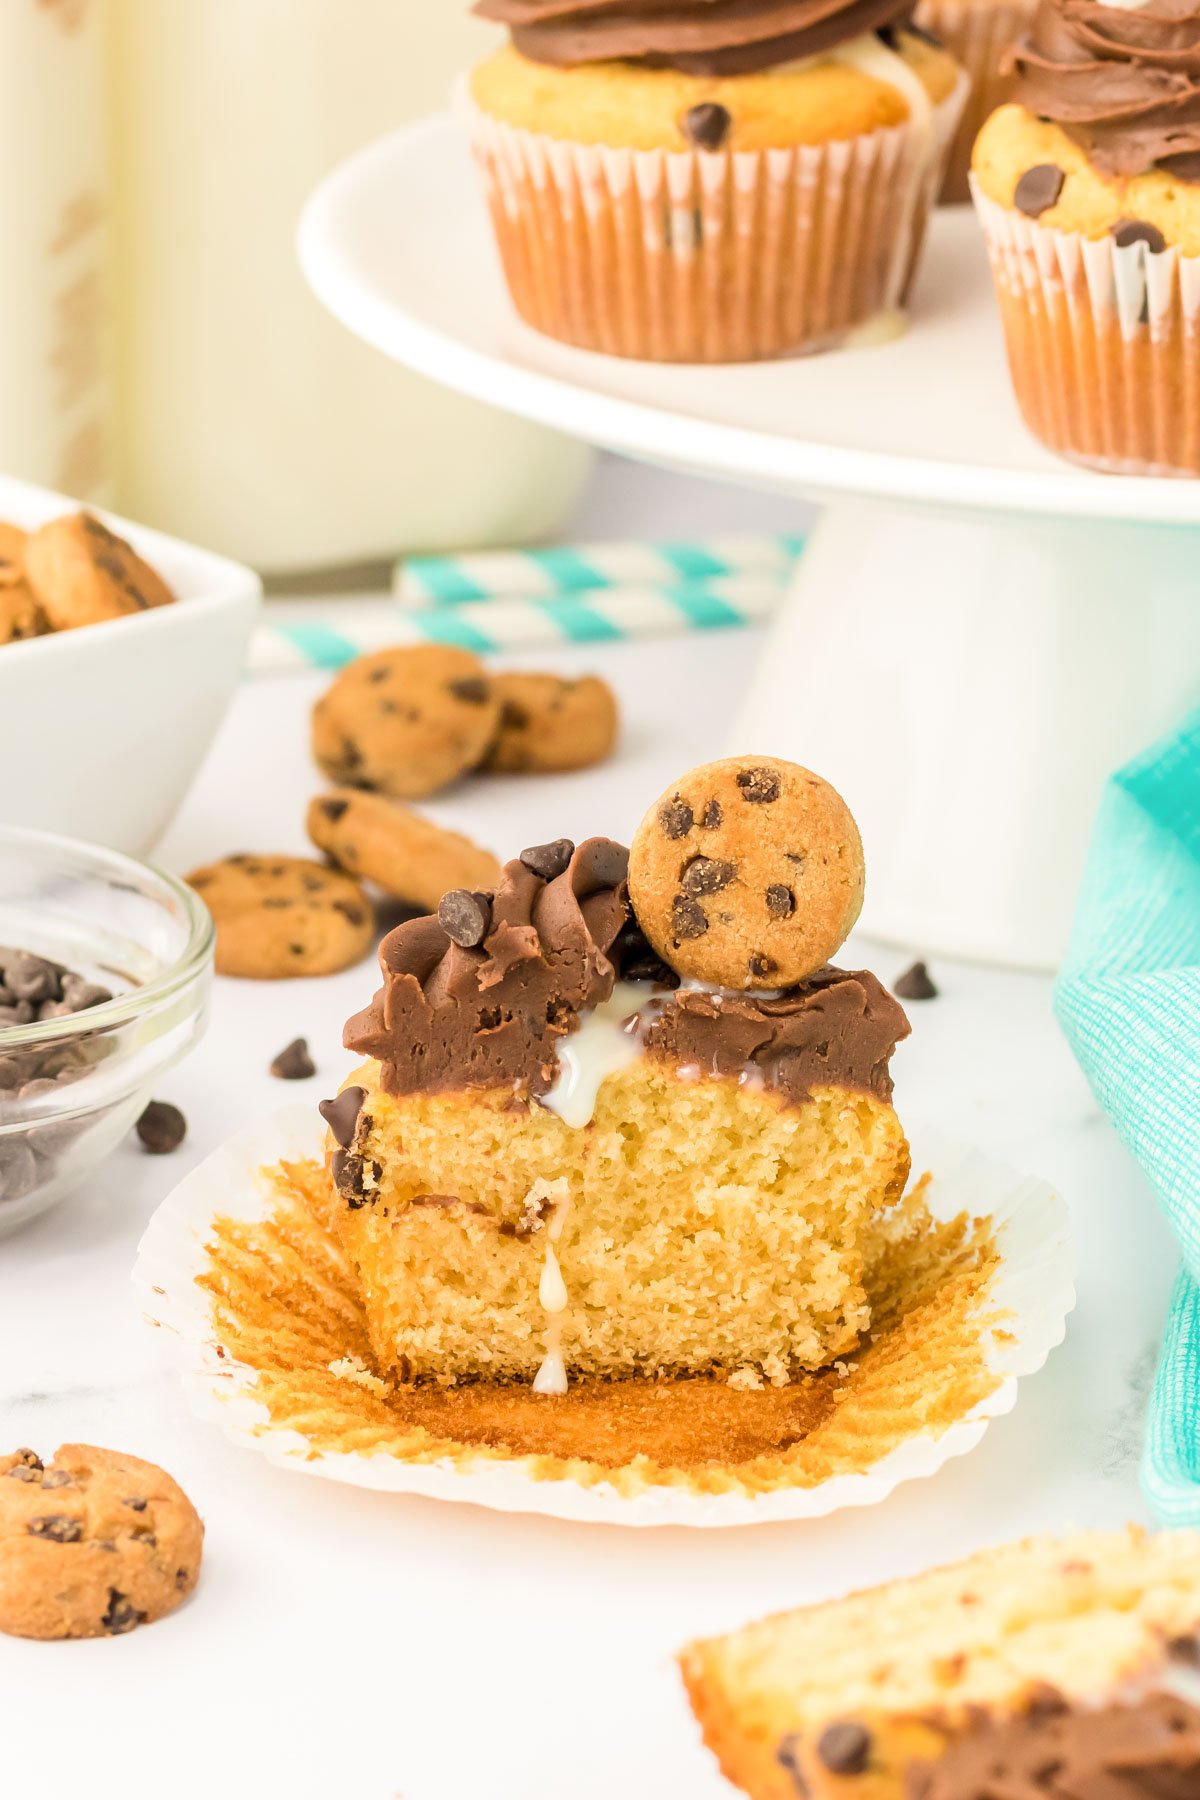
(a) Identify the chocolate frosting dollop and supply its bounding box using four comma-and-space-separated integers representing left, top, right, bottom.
1011, 0, 1200, 178
474, 0, 917, 76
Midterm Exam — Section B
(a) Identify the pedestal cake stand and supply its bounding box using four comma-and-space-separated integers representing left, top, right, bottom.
299, 114, 1200, 969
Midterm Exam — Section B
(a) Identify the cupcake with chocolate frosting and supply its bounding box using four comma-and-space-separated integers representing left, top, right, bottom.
463, 0, 967, 360
913, 0, 1039, 202
972, 0, 1200, 473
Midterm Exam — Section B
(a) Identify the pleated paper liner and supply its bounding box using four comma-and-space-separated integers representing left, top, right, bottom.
463, 76, 967, 363
133, 1107, 1074, 1526
973, 183, 1200, 477
913, 0, 1037, 204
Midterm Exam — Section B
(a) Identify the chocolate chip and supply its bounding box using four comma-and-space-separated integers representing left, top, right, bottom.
766, 885, 795, 917
10, 1449, 42, 1477
1112, 217, 1166, 253
135, 1100, 186, 1155
680, 101, 731, 151
1013, 164, 1064, 218
2, 950, 59, 1004
775, 1737, 811, 1797
0, 1141, 40, 1199
893, 960, 938, 1000
438, 889, 493, 948
319, 1085, 366, 1149
1159, 150, 1200, 181
332, 899, 366, 927
659, 800, 694, 839
40, 1470, 72, 1489
270, 1037, 316, 1080
519, 839, 575, 881
681, 857, 736, 896
27, 1514, 82, 1543
332, 1149, 379, 1208
447, 676, 489, 704
1025, 1683, 1069, 1719
748, 952, 778, 979
320, 797, 349, 823
60, 973, 112, 1011
1168, 1632, 1200, 1665
101, 1589, 146, 1635
816, 1722, 872, 1775
736, 767, 781, 804
700, 800, 723, 829
123, 1496, 148, 1512
671, 895, 708, 940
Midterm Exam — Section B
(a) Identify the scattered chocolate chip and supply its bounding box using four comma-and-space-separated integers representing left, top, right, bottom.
320, 797, 349, 823
736, 767, 781, 804
700, 800, 723, 829
101, 1589, 146, 1635
27, 1514, 82, 1543
438, 889, 494, 949
681, 856, 736, 896
893, 960, 938, 1000
671, 895, 709, 940
748, 952, 778, 979
447, 676, 489, 704
1112, 217, 1166, 253
816, 1722, 872, 1776
519, 839, 575, 882
680, 101, 731, 151
659, 800, 694, 840
135, 1100, 186, 1155
1014, 163, 1064, 218
766, 885, 795, 918
319, 1085, 366, 1149
775, 1736, 812, 1797
270, 1037, 316, 1081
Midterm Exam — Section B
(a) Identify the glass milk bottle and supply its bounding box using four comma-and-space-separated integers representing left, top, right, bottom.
107, 0, 589, 573
0, 0, 114, 501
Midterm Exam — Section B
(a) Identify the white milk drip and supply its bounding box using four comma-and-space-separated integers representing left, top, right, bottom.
540, 981, 652, 1129
531, 1179, 573, 1396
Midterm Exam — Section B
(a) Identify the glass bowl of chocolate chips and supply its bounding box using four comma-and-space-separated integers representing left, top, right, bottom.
0, 827, 213, 1233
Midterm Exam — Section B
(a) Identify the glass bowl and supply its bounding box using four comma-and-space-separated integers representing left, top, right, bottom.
0, 826, 213, 1234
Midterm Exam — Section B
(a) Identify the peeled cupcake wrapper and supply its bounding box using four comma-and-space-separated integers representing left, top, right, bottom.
462, 75, 968, 363
973, 182, 1200, 477
913, 0, 1038, 204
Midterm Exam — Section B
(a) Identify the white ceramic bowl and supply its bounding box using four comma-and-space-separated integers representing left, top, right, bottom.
0, 473, 260, 854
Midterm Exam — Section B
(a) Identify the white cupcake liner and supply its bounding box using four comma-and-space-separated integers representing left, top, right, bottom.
462, 74, 967, 361
914, 0, 1038, 202
973, 182, 1200, 476
132, 1104, 1075, 1528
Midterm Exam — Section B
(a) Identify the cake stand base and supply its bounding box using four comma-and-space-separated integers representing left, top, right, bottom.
729, 500, 1200, 970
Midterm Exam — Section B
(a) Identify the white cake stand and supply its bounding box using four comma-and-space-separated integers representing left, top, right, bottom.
298, 114, 1200, 969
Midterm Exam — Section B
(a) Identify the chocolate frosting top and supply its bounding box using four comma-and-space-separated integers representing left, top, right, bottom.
344, 838, 908, 1110
474, 0, 916, 76
1011, 0, 1200, 178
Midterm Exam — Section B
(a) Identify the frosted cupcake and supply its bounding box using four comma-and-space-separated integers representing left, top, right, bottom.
464, 1, 967, 361
913, 0, 1038, 201
973, 0, 1200, 475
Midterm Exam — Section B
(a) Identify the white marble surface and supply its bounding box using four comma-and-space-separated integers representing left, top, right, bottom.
0, 461, 1180, 1799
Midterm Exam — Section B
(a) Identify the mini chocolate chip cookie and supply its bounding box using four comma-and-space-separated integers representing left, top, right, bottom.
312, 645, 502, 799
306, 789, 500, 912
0, 565, 47, 645
0, 1444, 203, 1640
185, 853, 374, 979
628, 756, 865, 990
0, 521, 28, 574
24, 511, 175, 632
482, 671, 618, 774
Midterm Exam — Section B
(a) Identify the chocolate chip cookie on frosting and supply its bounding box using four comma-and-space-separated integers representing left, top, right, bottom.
320, 758, 910, 1393
465, 0, 967, 360
972, 0, 1200, 474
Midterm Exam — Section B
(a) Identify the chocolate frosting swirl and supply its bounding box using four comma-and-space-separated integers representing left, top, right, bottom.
474, 0, 916, 75
344, 839, 908, 1110
1011, 0, 1200, 178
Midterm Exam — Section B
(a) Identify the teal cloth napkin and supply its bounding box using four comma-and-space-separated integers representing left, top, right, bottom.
1053, 709, 1200, 1523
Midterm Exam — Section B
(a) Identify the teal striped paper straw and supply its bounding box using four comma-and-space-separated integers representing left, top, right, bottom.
395, 533, 804, 607
249, 574, 785, 675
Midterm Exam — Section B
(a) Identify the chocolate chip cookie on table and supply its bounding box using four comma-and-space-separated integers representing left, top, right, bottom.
680, 1525, 1200, 1799
0, 1445, 202, 1640
972, 0, 1200, 475
307, 789, 501, 913
483, 672, 618, 774
185, 854, 373, 979
319, 756, 910, 1391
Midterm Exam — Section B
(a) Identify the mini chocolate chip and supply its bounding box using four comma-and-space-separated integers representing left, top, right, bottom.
40, 1470, 72, 1489
101, 1589, 146, 1635
1112, 217, 1166, 253
681, 856, 736, 896
319, 1085, 366, 1149
1168, 1632, 1200, 1665
175, 1568, 190, 1589
1025, 1683, 1069, 1719
1014, 164, 1064, 218
0, 1001, 35, 1027
766, 885, 795, 917
60, 973, 112, 1011
27, 1514, 82, 1543
447, 676, 489, 704
332, 899, 366, 927
659, 800, 694, 839
700, 800, 723, 829
500, 699, 530, 731
7, 1464, 39, 1482
123, 1496, 148, 1512
748, 952, 778, 979
438, 889, 493, 948
3, 951, 58, 1004
519, 839, 575, 881
816, 1722, 872, 1776
894, 960, 938, 1000
135, 1100, 186, 1155
671, 895, 709, 940
775, 1736, 812, 1797
332, 1149, 380, 1208
320, 797, 349, 822
10, 1449, 42, 1476
680, 101, 731, 151
270, 1037, 316, 1080
736, 767, 781, 804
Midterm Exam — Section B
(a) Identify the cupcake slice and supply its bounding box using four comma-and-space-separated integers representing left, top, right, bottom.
464, 2, 967, 361
913, 0, 1037, 202
972, 1, 1200, 476
322, 763, 911, 1390
681, 1525, 1200, 1799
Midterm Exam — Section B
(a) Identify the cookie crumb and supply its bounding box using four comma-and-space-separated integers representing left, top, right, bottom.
269, 1038, 315, 1081
135, 1101, 186, 1155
